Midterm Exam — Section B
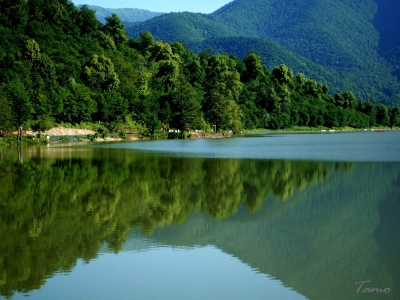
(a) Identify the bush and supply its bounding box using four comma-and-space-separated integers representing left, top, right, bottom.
118, 131, 126, 139
86, 134, 95, 141
32, 115, 54, 133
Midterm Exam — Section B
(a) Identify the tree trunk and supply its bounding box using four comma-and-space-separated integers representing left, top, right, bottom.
18, 126, 23, 143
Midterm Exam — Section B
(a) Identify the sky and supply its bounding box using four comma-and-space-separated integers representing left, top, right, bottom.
70, 0, 233, 14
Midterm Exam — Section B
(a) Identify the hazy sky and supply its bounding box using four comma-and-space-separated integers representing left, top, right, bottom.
70, 0, 233, 14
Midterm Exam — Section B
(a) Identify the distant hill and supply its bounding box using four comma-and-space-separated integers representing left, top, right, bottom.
127, 0, 400, 105
82, 4, 163, 25
373, 0, 400, 79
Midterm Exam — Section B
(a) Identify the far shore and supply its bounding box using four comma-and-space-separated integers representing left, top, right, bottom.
244, 127, 400, 135
1, 126, 399, 146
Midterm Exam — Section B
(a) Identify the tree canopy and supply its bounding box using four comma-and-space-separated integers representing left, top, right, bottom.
0, 1, 399, 137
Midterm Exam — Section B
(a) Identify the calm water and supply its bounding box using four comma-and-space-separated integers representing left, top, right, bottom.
0, 131, 399, 300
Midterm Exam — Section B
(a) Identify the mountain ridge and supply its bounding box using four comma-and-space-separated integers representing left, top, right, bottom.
81, 4, 163, 24
126, 0, 400, 105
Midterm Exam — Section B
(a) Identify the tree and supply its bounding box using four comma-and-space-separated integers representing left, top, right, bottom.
31, 114, 54, 135
272, 64, 293, 85
149, 41, 177, 62
135, 31, 155, 56
390, 106, 400, 127
376, 103, 390, 127
171, 74, 203, 137
225, 99, 244, 133
82, 54, 120, 92
242, 52, 268, 83
3, 80, 32, 130
140, 94, 162, 138
0, 93, 13, 131
364, 100, 377, 126
77, 5, 100, 36
63, 84, 97, 123
97, 91, 129, 122
341, 90, 356, 109
103, 13, 128, 45
203, 54, 243, 131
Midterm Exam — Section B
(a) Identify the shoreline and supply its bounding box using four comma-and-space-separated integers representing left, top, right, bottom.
244, 127, 400, 135
1, 126, 399, 146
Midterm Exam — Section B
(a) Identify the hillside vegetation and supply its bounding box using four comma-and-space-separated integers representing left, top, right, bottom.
0, 0, 399, 139
127, 0, 400, 105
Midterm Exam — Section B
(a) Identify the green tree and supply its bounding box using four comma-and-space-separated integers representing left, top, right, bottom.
82, 54, 120, 92
242, 51, 268, 83
272, 64, 293, 85
171, 41, 205, 86
0, 93, 13, 131
97, 91, 129, 122
103, 13, 128, 45
141, 94, 162, 138
390, 106, 400, 127
171, 74, 203, 137
63, 84, 97, 123
77, 5, 101, 37
135, 31, 155, 56
376, 103, 390, 127
2, 79, 32, 129
203, 54, 243, 131
363, 100, 377, 126
31, 114, 54, 134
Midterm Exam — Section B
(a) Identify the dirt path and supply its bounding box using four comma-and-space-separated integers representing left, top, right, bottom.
25, 127, 96, 136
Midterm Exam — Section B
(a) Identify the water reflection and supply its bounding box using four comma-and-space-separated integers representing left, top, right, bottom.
0, 146, 399, 299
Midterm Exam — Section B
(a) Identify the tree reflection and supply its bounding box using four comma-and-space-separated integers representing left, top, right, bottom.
0, 147, 350, 297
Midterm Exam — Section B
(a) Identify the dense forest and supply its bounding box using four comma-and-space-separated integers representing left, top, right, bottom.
128, 0, 400, 106
0, 0, 399, 139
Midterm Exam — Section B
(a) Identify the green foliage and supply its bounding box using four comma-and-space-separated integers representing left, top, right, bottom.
0, 93, 13, 131
97, 91, 128, 122
376, 103, 390, 127
63, 84, 97, 123
2, 79, 33, 128
0, 0, 397, 136
170, 74, 203, 136
127, 0, 400, 105
77, 5, 101, 36
59, 136, 69, 142
82, 54, 120, 91
202, 54, 243, 132
31, 114, 54, 133
103, 13, 128, 45
390, 106, 400, 127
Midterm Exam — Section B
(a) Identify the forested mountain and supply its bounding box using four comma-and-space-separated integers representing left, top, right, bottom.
82, 5, 162, 28
1, 0, 399, 137
373, 0, 400, 79
189, 37, 375, 98
127, 0, 400, 105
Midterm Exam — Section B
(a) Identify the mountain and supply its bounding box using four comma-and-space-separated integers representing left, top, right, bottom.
127, 0, 400, 105
82, 5, 163, 25
373, 0, 400, 79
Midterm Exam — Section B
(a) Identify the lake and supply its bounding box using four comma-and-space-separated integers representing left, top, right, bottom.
0, 131, 399, 299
